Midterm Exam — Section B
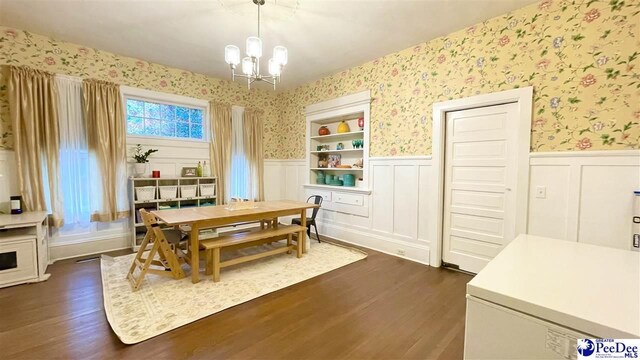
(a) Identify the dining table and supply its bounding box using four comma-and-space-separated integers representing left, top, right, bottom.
152, 200, 319, 283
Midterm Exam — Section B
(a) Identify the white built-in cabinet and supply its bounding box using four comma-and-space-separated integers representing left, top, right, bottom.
304, 90, 371, 217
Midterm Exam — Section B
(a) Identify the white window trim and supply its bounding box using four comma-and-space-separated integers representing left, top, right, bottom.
120, 85, 210, 144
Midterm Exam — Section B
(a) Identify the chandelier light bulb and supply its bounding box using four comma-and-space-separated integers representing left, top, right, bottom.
268, 58, 281, 76
273, 46, 288, 66
246, 36, 262, 58
241, 57, 253, 75
222, 1, 286, 89
224, 45, 240, 66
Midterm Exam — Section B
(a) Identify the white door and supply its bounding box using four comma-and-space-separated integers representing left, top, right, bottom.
442, 103, 519, 273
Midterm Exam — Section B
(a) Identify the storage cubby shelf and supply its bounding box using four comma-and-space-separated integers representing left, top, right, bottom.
134, 196, 217, 204
129, 176, 217, 250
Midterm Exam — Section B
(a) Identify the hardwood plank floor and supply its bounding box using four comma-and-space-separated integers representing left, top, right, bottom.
0, 244, 472, 360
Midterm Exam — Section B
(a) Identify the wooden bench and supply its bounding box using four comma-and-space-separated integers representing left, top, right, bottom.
200, 224, 306, 282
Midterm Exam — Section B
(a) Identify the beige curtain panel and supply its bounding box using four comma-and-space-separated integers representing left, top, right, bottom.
9, 66, 64, 227
82, 79, 129, 222
210, 102, 232, 204
243, 108, 265, 201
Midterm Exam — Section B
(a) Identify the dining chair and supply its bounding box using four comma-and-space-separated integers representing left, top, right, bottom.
292, 195, 323, 243
126, 209, 186, 291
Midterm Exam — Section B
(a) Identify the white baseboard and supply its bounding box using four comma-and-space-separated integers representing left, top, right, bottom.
316, 220, 431, 265
49, 234, 130, 262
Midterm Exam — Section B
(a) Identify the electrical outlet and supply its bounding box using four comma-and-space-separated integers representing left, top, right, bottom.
397, 249, 406, 256
632, 234, 640, 252
535, 186, 546, 199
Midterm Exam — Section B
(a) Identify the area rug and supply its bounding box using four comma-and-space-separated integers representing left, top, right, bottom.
101, 241, 367, 344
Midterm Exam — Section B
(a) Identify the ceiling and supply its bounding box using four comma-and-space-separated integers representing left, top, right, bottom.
0, 0, 537, 89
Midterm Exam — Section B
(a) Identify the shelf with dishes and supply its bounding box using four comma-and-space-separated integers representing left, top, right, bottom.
310, 130, 364, 142
310, 148, 363, 154
303, 183, 371, 194
310, 167, 363, 171
305, 91, 371, 216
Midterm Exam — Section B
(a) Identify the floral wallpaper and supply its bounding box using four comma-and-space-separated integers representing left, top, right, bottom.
276, 0, 640, 158
1, 0, 639, 160
0, 26, 282, 158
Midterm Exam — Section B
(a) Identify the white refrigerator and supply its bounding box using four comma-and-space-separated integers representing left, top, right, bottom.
464, 234, 640, 360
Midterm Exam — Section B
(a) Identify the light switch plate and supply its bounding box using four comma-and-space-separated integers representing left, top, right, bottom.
535, 186, 546, 199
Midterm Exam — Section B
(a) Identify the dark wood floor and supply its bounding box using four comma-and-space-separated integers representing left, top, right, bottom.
0, 244, 472, 360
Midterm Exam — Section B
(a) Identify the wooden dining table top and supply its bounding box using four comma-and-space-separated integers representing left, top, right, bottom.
151, 200, 318, 226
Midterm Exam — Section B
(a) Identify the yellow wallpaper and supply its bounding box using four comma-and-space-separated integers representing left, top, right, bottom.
0, 26, 282, 158
1, 0, 639, 160
276, 0, 640, 158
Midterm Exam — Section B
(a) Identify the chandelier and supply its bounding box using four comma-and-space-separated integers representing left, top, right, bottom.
224, 0, 288, 90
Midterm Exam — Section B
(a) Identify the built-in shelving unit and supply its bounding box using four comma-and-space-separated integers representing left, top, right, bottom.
304, 90, 371, 195
128, 176, 216, 249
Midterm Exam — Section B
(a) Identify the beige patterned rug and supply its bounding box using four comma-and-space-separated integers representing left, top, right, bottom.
101, 241, 367, 344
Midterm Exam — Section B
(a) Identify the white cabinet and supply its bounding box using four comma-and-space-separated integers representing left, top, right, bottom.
0, 211, 50, 288
304, 91, 372, 217
464, 234, 640, 359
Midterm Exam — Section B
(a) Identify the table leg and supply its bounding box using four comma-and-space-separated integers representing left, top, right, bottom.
300, 209, 307, 254
190, 223, 200, 283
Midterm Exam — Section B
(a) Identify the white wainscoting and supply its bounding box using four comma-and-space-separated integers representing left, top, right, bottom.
4, 149, 637, 262
265, 157, 434, 264
264, 159, 307, 202
265, 150, 640, 266
528, 150, 640, 251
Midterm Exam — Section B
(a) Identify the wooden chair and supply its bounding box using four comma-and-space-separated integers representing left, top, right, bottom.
126, 209, 186, 291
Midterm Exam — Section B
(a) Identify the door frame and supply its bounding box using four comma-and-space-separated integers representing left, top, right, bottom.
429, 87, 533, 267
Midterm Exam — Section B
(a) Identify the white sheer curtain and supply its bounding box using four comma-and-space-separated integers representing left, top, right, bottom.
229, 106, 250, 201
54, 76, 93, 230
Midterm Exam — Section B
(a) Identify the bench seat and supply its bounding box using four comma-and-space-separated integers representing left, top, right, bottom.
200, 224, 306, 282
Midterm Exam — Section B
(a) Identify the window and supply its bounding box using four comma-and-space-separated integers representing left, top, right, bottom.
125, 98, 205, 140
229, 106, 250, 200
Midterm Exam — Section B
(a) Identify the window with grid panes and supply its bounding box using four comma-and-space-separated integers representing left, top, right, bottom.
125, 98, 205, 140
